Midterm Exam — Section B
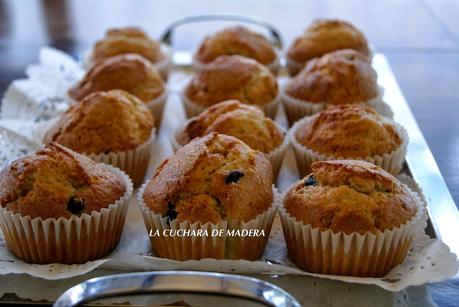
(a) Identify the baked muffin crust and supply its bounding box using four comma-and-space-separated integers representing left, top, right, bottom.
44, 90, 155, 154
195, 26, 277, 65
185, 55, 278, 107
284, 160, 417, 234
0, 143, 126, 220
91, 27, 165, 65
69, 53, 165, 102
287, 19, 370, 64
143, 133, 273, 224
285, 49, 378, 105
295, 105, 402, 158
177, 100, 283, 153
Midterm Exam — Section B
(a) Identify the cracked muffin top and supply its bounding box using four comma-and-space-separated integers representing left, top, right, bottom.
176, 100, 284, 153
287, 19, 370, 67
44, 90, 155, 154
283, 160, 417, 234
184, 55, 278, 107
195, 26, 277, 66
143, 133, 273, 224
69, 53, 165, 102
295, 105, 402, 158
91, 27, 165, 66
0, 143, 126, 220
285, 49, 378, 105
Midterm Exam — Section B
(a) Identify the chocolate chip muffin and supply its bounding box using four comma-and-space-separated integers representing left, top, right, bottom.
194, 26, 278, 72
139, 133, 277, 260
290, 105, 406, 175
283, 49, 380, 123
183, 55, 279, 118
286, 19, 370, 76
0, 143, 132, 264
281, 160, 423, 277
175, 100, 287, 179
44, 90, 155, 186
69, 53, 166, 103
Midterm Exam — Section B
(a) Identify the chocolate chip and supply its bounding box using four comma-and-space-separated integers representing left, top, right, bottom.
304, 175, 317, 187
67, 196, 85, 215
225, 170, 245, 184
165, 202, 177, 222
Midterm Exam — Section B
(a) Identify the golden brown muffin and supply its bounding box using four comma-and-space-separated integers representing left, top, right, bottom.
44, 90, 155, 154
195, 26, 277, 65
91, 27, 165, 65
287, 19, 370, 67
0, 142, 126, 220
143, 133, 273, 224
185, 55, 278, 107
284, 160, 417, 235
176, 100, 284, 153
285, 49, 378, 105
295, 105, 402, 158
69, 53, 165, 102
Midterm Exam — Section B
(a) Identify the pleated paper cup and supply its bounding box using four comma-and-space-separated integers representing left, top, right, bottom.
137, 184, 280, 261
282, 86, 384, 125
0, 165, 133, 264
82, 43, 172, 81
192, 47, 282, 75
145, 90, 168, 129
171, 122, 288, 180
86, 129, 155, 187
181, 90, 281, 119
289, 116, 408, 177
279, 183, 427, 277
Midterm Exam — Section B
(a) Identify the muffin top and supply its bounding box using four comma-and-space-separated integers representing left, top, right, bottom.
143, 133, 273, 224
91, 27, 165, 65
44, 90, 155, 154
295, 105, 402, 158
284, 160, 417, 234
287, 19, 370, 64
0, 143, 127, 220
69, 53, 165, 102
176, 100, 284, 153
185, 55, 278, 107
285, 49, 378, 105
195, 26, 277, 65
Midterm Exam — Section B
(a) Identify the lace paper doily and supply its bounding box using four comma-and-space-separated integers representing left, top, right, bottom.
0, 48, 456, 292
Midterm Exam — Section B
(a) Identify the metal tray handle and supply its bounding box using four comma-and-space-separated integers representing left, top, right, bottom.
53, 271, 301, 307
160, 14, 283, 49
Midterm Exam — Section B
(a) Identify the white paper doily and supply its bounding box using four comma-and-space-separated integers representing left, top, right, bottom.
0, 47, 456, 292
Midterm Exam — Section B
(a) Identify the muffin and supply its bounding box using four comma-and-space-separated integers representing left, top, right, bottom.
286, 19, 370, 76
280, 160, 425, 277
138, 133, 278, 261
194, 26, 279, 73
0, 142, 133, 264
44, 90, 155, 186
289, 105, 407, 176
87, 27, 171, 80
282, 49, 381, 123
183, 55, 279, 118
69, 53, 167, 126
174, 100, 287, 178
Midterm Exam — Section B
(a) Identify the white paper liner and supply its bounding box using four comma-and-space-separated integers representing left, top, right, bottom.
0, 164, 133, 264
82, 43, 172, 81
86, 129, 155, 187
192, 46, 282, 75
289, 116, 408, 176
282, 86, 385, 125
279, 179, 427, 277
145, 90, 168, 129
137, 184, 280, 261
171, 121, 288, 180
181, 89, 281, 119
